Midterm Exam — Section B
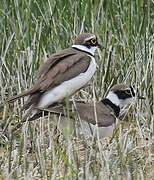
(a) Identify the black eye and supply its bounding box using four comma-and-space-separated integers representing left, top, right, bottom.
91, 38, 97, 44
124, 90, 131, 95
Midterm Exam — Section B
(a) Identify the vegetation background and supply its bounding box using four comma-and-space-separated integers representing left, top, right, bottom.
0, 0, 153, 179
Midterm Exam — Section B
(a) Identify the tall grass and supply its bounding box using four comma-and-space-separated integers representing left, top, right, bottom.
0, 0, 153, 179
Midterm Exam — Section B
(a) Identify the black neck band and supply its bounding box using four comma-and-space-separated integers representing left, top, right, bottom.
101, 98, 120, 117
72, 47, 94, 57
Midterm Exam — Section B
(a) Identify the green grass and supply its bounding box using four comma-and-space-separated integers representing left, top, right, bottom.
0, 0, 154, 179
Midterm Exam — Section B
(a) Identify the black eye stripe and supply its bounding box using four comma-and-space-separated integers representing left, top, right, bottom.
84, 37, 99, 48
91, 39, 96, 44
124, 89, 131, 94
115, 87, 135, 99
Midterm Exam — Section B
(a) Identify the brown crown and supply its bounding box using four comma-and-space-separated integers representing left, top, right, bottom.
110, 84, 131, 92
74, 33, 96, 45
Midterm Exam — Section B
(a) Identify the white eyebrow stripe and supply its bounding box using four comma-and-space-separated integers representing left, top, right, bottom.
84, 35, 96, 41
124, 88, 130, 91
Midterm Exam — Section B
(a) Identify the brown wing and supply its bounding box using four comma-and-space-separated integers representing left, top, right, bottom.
34, 102, 116, 127
34, 52, 91, 91
8, 48, 91, 102
36, 48, 77, 79
76, 102, 116, 127
7, 48, 76, 102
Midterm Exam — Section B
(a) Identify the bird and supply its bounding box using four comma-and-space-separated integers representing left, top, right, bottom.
7, 33, 101, 120
27, 84, 145, 139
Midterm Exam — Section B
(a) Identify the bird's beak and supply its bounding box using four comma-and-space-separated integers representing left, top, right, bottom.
137, 95, 145, 100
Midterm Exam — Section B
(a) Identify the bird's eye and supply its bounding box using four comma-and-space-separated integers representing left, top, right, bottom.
124, 90, 131, 95
91, 38, 97, 44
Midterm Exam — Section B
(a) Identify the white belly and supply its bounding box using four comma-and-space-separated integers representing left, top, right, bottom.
37, 56, 96, 108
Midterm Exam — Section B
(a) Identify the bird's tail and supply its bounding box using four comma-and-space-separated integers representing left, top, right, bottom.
13, 105, 64, 130
7, 88, 34, 103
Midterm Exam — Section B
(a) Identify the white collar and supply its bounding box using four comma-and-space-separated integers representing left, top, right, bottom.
106, 91, 121, 106
72, 45, 97, 56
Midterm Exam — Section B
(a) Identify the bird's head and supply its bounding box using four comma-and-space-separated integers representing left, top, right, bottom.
73, 33, 101, 55
106, 84, 145, 108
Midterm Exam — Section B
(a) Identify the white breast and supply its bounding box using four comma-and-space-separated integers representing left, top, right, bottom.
37, 56, 96, 108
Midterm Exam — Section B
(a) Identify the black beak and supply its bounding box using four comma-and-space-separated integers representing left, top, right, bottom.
137, 95, 145, 100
